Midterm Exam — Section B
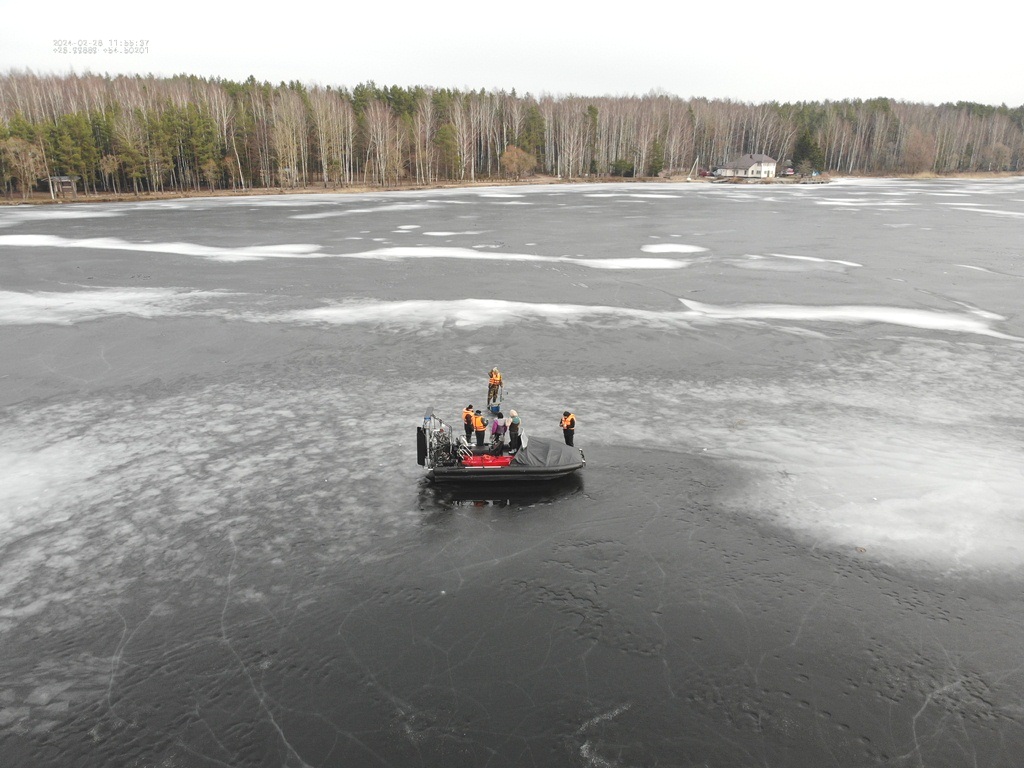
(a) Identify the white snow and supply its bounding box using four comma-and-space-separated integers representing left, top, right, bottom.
766, 252, 862, 267
0, 236, 693, 269
0, 287, 226, 325
0, 234, 324, 262
678, 299, 1022, 341
640, 244, 708, 254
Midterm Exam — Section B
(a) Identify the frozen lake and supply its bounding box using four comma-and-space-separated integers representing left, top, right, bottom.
1, 178, 1024, 766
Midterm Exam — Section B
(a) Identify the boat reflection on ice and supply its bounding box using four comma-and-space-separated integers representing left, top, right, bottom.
418, 473, 584, 512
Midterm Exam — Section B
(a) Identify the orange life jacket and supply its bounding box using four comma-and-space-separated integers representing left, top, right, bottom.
472, 414, 486, 431
489, 372, 502, 386
560, 413, 576, 430
463, 408, 474, 424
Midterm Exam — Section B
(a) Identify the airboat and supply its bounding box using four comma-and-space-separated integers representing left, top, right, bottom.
417, 407, 585, 483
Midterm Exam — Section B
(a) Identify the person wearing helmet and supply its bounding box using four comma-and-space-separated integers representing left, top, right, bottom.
462, 404, 475, 441
560, 411, 576, 446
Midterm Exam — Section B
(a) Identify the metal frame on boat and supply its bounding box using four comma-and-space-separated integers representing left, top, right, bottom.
417, 407, 585, 483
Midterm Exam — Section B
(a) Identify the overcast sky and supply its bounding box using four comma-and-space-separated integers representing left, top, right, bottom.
3, 0, 1021, 106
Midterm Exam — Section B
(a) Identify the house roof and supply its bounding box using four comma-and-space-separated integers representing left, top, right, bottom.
720, 154, 776, 169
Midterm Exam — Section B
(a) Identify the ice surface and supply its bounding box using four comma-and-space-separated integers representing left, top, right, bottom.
0, 234, 325, 261
0, 287, 226, 325
0, 207, 123, 228
0, 236, 693, 269
949, 206, 1024, 218
640, 243, 707, 253
766, 252, 862, 267
584, 192, 681, 199
261, 296, 1020, 343
3, 179, 1024, 766
317, 246, 691, 269
290, 202, 442, 219
678, 299, 1022, 340
513, 338, 1024, 572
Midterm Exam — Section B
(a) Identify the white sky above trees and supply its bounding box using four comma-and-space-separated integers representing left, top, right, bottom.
3, 0, 1021, 106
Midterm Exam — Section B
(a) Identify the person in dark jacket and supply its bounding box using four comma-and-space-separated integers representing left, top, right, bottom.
462, 404, 474, 441
507, 410, 522, 453
560, 411, 576, 446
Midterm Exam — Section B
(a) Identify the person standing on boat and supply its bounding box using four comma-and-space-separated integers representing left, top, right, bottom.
473, 409, 487, 447
462, 404, 475, 442
508, 410, 522, 453
487, 367, 503, 406
489, 411, 506, 445
560, 410, 576, 446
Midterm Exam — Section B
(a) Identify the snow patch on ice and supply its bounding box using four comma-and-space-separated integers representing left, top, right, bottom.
0, 287, 227, 325
0, 380, 422, 636
679, 299, 1021, 340
766, 252, 862, 267
640, 244, 707, 254
584, 193, 679, 199
275, 299, 675, 331
265, 297, 1021, 342
0, 234, 324, 262
0, 207, 123, 228
956, 264, 1008, 275
0, 440, 108, 543
291, 202, 440, 219
0, 236, 691, 269
566, 342, 1024, 573
282, 246, 691, 270
569, 257, 692, 269
815, 198, 916, 207
950, 207, 1024, 218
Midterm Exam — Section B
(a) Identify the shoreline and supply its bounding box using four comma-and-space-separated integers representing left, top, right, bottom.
1, 171, 1020, 207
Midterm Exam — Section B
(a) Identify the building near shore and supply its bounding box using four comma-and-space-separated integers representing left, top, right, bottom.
42, 176, 80, 197
714, 154, 777, 179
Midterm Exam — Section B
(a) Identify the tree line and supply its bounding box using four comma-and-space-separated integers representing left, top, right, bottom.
2, 70, 1023, 198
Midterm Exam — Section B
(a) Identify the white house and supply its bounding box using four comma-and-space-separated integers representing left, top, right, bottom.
715, 154, 777, 179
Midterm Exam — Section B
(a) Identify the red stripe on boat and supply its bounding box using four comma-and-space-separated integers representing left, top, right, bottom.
461, 455, 514, 467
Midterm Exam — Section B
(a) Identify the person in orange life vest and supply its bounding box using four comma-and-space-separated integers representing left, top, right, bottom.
472, 410, 487, 447
560, 411, 576, 446
462, 404, 475, 441
487, 367, 502, 405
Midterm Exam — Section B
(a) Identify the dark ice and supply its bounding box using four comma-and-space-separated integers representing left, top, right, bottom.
2, 180, 1024, 766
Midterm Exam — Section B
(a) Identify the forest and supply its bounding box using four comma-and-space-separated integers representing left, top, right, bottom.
2, 70, 1024, 198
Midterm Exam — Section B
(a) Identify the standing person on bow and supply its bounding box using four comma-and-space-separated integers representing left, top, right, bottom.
487, 367, 503, 407
472, 409, 487, 447
490, 411, 507, 446
507, 409, 522, 453
560, 410, 576, 446
462, 404, 475, 442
